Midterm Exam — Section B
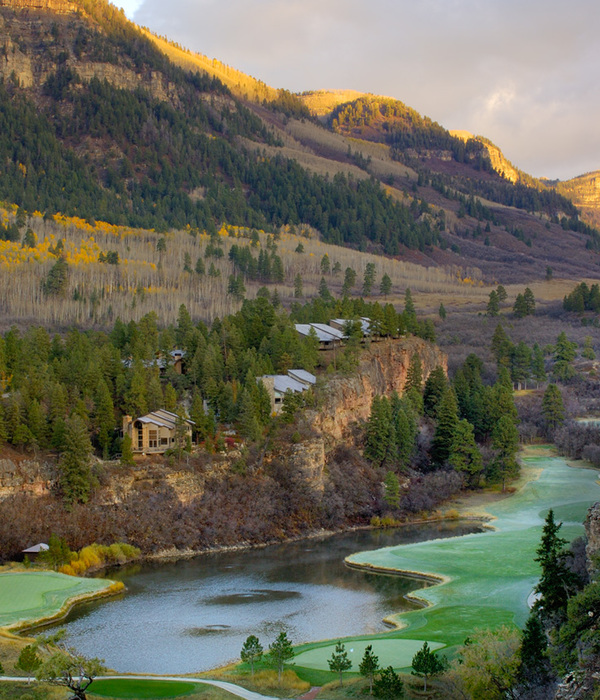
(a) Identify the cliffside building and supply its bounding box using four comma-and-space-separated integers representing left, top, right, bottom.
258, 369, 316, 415
122, 409, 194, 454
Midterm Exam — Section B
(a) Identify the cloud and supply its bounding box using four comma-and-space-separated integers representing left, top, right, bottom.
127, 0, 600, 180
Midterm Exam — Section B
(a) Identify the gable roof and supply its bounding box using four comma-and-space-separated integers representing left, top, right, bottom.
134, 409, 194, 429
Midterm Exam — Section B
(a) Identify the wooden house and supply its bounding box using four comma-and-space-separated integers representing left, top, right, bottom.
122, 409, 194, 454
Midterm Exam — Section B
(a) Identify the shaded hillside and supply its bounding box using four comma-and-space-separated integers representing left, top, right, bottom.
0, 0, 599, 281
0, 0, 434, 253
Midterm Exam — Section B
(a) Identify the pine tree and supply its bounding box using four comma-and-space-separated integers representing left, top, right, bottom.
268, 631, 294, 683
240, 635, 263, 676
411, 641, 447, 691
363, 263, 376, 296
342, 267, 357, 295
293, 273, 303, 298
519, 613, 550, 685
404, 353, 424, 415
541, 384, 565, 432
438, 302, 446, 320
379, 273, 392, 297
534, 509, 580, 619
431, 388, 459, 466
373, 666, 404, 699
449, 419, 483, 487
553, 331, 577, 381
383, 470, 400, 508
359, 644, 380, 695
120, 433, 135, 466
59, 415, 94, 505
487, 290, 499, 317
320, 253, 331, 275
328, 641, 352, 687
423, 366, 447, 419
531, 343, 547, 386
365, 397, 395, 467
491, 414, 520, 491
93, 379, 114, 459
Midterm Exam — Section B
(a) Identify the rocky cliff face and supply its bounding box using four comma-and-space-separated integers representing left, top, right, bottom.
0, 0, 77, 12
0, 457, 55, 498
585, 501, 600, 576
307, 337, 446, 443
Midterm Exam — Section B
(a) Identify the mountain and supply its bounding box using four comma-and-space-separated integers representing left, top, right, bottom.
0, 0, 598, 282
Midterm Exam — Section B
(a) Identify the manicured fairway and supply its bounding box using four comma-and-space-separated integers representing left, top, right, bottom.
91, 678, 199, 698
0, 571, 117, 629
294, 449, 600, 671
294, 638, 444, 671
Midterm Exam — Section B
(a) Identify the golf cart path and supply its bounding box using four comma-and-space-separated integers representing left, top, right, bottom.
0, 675, 283, 700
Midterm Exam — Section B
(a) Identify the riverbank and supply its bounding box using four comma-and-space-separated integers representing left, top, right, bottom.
0, 571, 123, 634
292, 448, 600, 674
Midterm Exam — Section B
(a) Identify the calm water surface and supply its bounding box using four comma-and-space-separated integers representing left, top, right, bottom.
57, 522, 482, 674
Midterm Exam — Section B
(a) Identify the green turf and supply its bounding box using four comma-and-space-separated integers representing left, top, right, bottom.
0, 571, 115, 629
293, 451, 600, 672
294, 638, 443, 671
90, 678, 199, 698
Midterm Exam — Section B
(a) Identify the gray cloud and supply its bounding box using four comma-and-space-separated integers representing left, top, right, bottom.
130, 0, 600, 180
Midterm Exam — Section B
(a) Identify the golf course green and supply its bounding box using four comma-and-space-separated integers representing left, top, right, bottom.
0, 571, 120, 630
293, 448, 600, 671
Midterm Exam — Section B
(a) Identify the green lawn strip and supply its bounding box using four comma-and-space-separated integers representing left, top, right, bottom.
293, 455, 600, 674
90, 678, 202, 698
0, 571, 118, 629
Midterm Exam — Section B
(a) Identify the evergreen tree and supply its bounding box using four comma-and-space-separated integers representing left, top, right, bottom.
496, 284, 507, 303
519, 613, 550, 686
240, 635, 263, 676
318, 277, 332, 302
553, 331, 577, 381
373, 666, 404, 699
438, 302, 446, 320
449, 419, 483, 487
491, 414, 520, 491
541, 384, 565, 433
359, 644, 380, 695
293, 273, 303, 298
383, 470, 400, 509
486, 290, 499, 317
38, 533, 72, 570
431, 388, 459, 466
120, 433, 135, 466
534, 509, 580, 620
411, 641, 447, 691
195, 256, 205, 275
379, 273, 392, 297
582, 335, 596, 360
59, 415, 94, 505
404, 353, 424, 415
342, 267, 357, 295
510, 342, 532, 390
423, 366, 447, 419
328, 641, 352, 687
491, 324, 513, 367
362, 262, 376, 296
320, 253, 331, 275
403, 288, 417, 332
364, 397, 395, 467
237, 389, 261, 441
268, 631, 294, 683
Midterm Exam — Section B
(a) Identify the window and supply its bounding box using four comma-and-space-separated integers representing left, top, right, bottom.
149, 429, 158, 449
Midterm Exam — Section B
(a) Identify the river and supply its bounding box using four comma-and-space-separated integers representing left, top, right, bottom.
53, 521, 482, 674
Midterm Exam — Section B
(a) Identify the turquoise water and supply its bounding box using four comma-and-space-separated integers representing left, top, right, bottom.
294, 450, 600, 670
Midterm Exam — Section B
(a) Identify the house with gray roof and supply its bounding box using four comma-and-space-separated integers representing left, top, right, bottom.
258, 369, 317, 415
122, 409, 194, 454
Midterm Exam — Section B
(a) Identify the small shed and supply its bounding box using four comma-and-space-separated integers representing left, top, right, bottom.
21, 543, 49, 562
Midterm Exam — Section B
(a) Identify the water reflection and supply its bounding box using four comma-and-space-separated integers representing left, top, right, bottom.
55, 521, 482, 674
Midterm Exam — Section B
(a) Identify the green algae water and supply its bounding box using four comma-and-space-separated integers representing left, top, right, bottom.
294, 449, 600, 671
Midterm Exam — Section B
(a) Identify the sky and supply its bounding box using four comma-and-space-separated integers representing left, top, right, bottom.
114, 0, 599, 181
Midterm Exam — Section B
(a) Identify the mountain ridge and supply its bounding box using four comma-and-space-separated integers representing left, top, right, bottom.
0, 0, 598, 281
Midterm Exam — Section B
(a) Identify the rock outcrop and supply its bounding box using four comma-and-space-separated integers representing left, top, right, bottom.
585, 501, 600, 576
307, 336, 446, 443
0, 0, 77, 12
